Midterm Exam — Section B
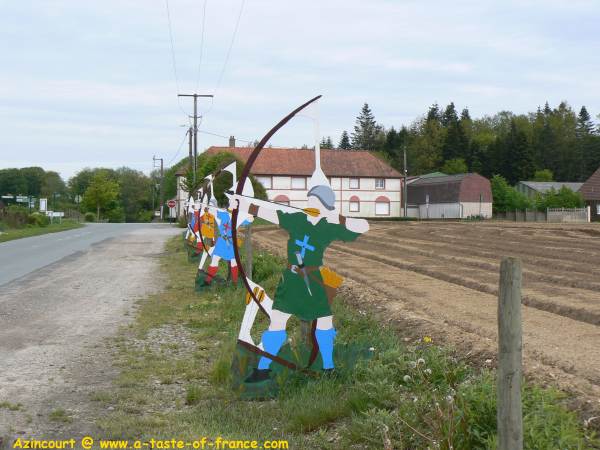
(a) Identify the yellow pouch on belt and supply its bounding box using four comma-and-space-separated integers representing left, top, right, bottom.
320, 267, 344, 288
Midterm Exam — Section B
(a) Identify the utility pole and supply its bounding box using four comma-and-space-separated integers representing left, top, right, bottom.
403, 144, 408, 217
178, 93, 214, 183
153, 155, 164, 220
188, 126, 193, 173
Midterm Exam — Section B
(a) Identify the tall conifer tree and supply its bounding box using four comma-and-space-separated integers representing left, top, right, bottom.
339, 131, 351, 149
351, 103, 382, 150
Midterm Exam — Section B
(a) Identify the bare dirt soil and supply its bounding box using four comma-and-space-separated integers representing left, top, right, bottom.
0, 226, 179, 442
252, 221, 600, 417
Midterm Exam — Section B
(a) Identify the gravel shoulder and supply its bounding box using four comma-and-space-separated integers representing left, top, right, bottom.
0, 225, 179, 441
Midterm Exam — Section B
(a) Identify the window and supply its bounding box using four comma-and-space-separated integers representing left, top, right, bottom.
375, 178, 385, 189
349, 196, 360, 212
274, 195, 290, 206
256, 176, 272, 189
375, 196, 390, 216
349, 177, 360, 189
291, 177, 306, 190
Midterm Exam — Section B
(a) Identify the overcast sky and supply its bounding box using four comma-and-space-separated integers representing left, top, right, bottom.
1, 0, 600, 179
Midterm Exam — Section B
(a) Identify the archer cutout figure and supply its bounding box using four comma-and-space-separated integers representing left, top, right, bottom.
232, 149, 369, 383
197, 199, 217, 273
202, 192, 253, 287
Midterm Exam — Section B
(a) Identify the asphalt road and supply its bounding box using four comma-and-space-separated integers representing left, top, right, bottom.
0, 223, 176, 287
0, 223, 180, 438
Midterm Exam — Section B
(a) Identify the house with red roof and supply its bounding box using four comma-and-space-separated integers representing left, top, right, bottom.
176, 145, 403, 218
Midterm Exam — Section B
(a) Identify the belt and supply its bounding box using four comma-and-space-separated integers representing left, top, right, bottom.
287, 263, 320, 275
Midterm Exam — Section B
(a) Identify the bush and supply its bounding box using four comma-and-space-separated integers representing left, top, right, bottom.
491, 175, 532, 213
27, 212, 50, 227
84, 212, 95, 222
106, 207, 125, 223
136, 210, 154, 223
252, 252, 284, 282
535, 187, 585, 210
2, 205, 29, 228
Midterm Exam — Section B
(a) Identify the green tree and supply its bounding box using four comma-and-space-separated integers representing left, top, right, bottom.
68, 168, 95, 196
0, 168, 27, 195
320, 136, 333, 149
505, 120, 535, 184
19, 167, 45, 197
442, 121, 469, 161
115, 167, 153, 222
426, 103, 441, 123
490, 175, 532, 213
196, 152, 267, 206
83, 172, 120, 221
533, 169, 553, 181
351, 103, 382, 150
468, 140, 485, 174
576, 106, 599, 180
535, 187, 584, 210
576, 106, 595, 136
441, 102, 458, 127
41, 171, 66, 198
410, 116, 444, 174
441, 158, 468, 174
339, 131, 351, 149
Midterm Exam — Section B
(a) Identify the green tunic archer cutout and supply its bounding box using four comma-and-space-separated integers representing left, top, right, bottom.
273, 211, 359, 321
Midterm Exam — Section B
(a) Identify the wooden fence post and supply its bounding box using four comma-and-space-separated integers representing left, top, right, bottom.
498, 257, 523, 450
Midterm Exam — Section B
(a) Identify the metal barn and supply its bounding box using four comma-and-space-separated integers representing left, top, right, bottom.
580, 166, 600, 222
406, 173, 493, 219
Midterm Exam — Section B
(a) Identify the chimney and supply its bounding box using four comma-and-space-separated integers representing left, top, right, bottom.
229, 135, 236, 148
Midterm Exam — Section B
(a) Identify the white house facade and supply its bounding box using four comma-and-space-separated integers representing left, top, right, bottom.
176, 146, 403, 218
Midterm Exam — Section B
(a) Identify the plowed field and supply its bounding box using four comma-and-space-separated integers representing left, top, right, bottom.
253, 221, 600, 410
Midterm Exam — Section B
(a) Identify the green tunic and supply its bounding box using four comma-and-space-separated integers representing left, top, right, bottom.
273, 211, 359, 320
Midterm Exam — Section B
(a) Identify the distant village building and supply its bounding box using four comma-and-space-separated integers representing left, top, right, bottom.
176, 146, 403, 218
580, 167, 600, 222
406, 173, 492, 219
515, 181, 583, 198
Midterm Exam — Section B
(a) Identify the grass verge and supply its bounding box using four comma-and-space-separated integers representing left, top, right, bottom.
98, 236, 599, 449
0, 220, 83, 243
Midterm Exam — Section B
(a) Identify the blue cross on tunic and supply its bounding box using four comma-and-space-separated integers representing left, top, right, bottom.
295, 235, 315, 259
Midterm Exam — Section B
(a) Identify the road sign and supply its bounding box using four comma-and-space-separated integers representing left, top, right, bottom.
39, 198, 47, 212
16, 196, 29, 203
167, 200, 176, 208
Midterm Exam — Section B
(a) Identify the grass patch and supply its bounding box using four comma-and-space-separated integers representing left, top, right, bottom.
99, 236, 598, 449
49, 408, 72, 423
0, 220, 83, 243
0, 401, 22, 411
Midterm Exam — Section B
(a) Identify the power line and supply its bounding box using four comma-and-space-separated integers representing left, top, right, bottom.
164, 0, 191, 117
203, 0, 246, 115
167, 128, 191, 166
215, 0, 245, 91
198, 129, 253, 144
195, 0, 208, 92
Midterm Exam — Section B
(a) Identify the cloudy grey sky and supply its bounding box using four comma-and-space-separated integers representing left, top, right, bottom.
1, 0, 599, 179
